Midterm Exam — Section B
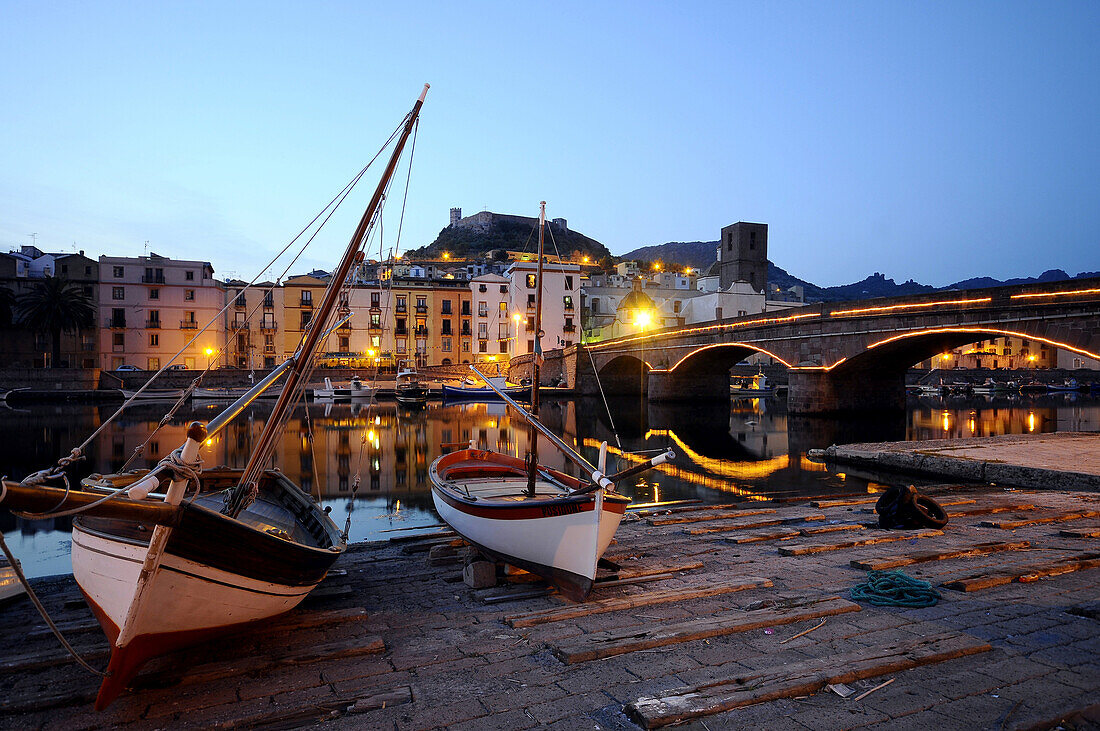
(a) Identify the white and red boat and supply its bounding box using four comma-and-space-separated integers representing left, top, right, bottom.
430, 203, 671, 601
0, 85, 429, 709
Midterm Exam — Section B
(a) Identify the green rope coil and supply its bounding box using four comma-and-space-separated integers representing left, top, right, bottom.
850, 570, 940, 608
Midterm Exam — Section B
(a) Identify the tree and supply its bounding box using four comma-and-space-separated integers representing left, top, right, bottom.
0, 286, 14, 327
15, 276, 95, 368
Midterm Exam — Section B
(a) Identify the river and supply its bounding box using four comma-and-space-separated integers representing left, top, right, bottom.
2, 390, 1097, 578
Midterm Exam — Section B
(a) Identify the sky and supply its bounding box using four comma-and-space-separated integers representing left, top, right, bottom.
2, 1, 1098, 287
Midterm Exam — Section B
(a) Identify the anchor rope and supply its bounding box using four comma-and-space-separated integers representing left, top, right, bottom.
850, 570, 940, 608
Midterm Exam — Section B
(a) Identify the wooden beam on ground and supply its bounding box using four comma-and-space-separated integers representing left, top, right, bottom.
607, 559, 705, 580
778, 530, 944, 556
766, 492, 867, 504
550, 595, 858, 663
211, 686, 412, 729
1060, 528, 1100, 538
981, 510, 1100, 530
506, 578, 774, 629
799, 523, 866, 536
850, 541, 1032, 571
945, 504, 1036, 517
648, 508, 776, 526
724, 528, 801, 544
942, 552, 1100, 592
684, 514, 825, 536
634, 502, 741, 517
625, 633, 991, 728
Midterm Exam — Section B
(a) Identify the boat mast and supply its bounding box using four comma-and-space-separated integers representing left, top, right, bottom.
225, 84, 429, 517
526, 201, 546, 495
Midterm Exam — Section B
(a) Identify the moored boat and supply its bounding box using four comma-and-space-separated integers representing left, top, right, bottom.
442, 374, 529, 401
730, 372, 774, 396
395, 363, 429, 406
313, 375, 373, 401
0, 84, 429, 709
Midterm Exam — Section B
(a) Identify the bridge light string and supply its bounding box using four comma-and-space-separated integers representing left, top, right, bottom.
584, 312, 821, 352
829, 297, 992, 317
662, 342, 794, 373
1010, 287, 1100, 300
796, 327, 1100, 373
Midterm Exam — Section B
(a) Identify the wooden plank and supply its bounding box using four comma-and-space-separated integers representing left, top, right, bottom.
946, 504, 1036, 517
626, 633, 991, 728
684, 513, 826, 536
850, 541, 1032, 571
981, 510, 1100, 530
603, 559, 705, 580
766, 491, 867, 504
634, 502, 742, 517
1060, 527, 1100, 538
303, 584, 354, 603
778, 530, 944, 556
551, 596, 858, 663
942, 552, 1100, 592
506, 578, 774, 629
143, 634, 387, 689
399, 535, 463, 552
811, 497, 880, 508
479, 586, 555, 604
212, 686, 413, 729
724, 528, 801, 544
799, 523, 866, 536
648, 508, 776, 526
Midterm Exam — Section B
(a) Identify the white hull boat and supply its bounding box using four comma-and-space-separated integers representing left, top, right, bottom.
313, 376, 373, 401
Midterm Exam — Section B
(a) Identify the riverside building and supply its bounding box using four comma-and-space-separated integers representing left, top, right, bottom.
97, 253, 223, 371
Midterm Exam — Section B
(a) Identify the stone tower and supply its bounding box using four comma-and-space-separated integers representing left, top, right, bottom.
718, 222, 767, 292
450, 207, 462, 227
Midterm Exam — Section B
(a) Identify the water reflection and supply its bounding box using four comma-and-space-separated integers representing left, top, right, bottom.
2, 391, 1097, 578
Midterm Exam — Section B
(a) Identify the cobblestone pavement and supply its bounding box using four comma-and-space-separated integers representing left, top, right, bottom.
1, 484, 1097, 730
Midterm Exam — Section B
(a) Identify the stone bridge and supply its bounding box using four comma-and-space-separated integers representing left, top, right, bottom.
511, 277, 1100, 413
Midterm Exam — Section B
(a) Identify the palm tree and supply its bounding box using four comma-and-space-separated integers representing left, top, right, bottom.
16, 276, 95, 368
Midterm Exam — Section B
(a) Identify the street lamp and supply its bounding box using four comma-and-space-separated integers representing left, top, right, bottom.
204, 347, 215, 369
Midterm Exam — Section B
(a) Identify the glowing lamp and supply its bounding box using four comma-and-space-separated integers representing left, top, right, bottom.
204, 348, 214, 357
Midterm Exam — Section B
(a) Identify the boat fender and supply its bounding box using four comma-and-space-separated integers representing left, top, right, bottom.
126, 473, 161, 500
590, 471, 614, 490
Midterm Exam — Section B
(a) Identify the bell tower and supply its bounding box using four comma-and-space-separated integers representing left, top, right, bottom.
718, 222, 767, 292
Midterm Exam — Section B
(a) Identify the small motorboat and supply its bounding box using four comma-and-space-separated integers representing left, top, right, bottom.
395, 364, 429, 406
1048, 379, 1082, 392
313, 375, 373, 401
442, 375, 529, 401
120, 388, 188, 401
972, 378, 1013, 394
730, 372, 774, 396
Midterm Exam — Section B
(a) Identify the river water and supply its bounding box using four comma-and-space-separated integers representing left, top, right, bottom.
3, 391, 1097, 578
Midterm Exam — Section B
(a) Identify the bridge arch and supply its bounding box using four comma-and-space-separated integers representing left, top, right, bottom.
668, 342, 793, 377
827, 326, 1100, 377
597, 355, 652, 395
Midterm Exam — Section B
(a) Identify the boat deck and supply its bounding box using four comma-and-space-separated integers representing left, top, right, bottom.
2, 483, 1097, 729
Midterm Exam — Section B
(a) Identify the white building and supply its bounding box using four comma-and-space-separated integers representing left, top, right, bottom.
98, 253, 224, 371
469, 273, 512, 362
506, 260, 581, 356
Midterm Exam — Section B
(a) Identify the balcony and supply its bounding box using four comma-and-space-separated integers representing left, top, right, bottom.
141, 275, 166, 284
563, 325, 576, 333
299, 300, 313, 309
395, 328, 408, 336
461, 327, 472, 336
106, 317, 126, 328
415, 304, 428, 313
233, 299, 247, 309
368, 322, 382, 331
180, 320, 198, 329
395, 305, 407, 313
259, 321, 278, 332
145, 319, 162, 329
232, 321, 250, 330
414, 327, 429, 336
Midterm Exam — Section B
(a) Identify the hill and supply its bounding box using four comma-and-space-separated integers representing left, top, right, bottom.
407, 219, 613, 263
621, 240, 1098, 302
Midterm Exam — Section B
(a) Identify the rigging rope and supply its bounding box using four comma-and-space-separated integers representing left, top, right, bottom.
850, 570, 941, 608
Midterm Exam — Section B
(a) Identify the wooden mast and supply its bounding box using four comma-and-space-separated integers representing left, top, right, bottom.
526, 201, 546, 495
226, 84, 429, 517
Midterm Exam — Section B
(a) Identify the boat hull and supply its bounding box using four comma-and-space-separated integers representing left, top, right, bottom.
429, 450, 628, 600
442, 384, 530, 401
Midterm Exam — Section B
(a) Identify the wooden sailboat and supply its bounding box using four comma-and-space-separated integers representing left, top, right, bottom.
429, 203, 672, 600
0, 84, 429, 709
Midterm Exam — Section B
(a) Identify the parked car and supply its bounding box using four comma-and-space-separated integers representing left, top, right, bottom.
166, 364, 188, 371
115, 364, 140, 371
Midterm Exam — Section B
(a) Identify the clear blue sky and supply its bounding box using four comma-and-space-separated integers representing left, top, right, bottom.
2, 1, 1098, 286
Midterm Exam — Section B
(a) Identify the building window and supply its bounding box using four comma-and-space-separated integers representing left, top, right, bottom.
526, 274, 537, 288
112, 332, 124, 349
184, 289, 194, 301
462, 340, 470, 352
499, 285, 507, 294
526, 316, 535, 332
442, 337, 452, 352
673, 300, 681, 313
113, 266, 124, 278
370, 335, 380, 348
300, 290, 312, 305
565, 275, 574, 290
527, 339, 535, 353
527, 293, 535, 307
416, 296, 426, 311
149, 288, 159, 300
396, 317, 407, 335
370, 313, 381, 328
149, 333, 159, 347
591, 297, 599, 314
442, 319, 452, 335
478, 301, 488, 317
396, 340, 406, 354
263, 291, 274, 307
499, 340, 508, 353
479, 341, 488, 353
499, 301, 507, 316
396, 295, 406, 312
563, 295, 573, 310
112, 287, 125, 300
441, 299, 452, 314
185, 270, 194, 281
300, 311, 312, 329
478, 323, 488, 339
339, 337, 349, 352
148, 358, 160, 370
371, 292, 380, 308
461, 319, 471, 335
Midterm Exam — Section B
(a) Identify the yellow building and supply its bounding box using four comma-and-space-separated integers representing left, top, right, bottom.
924, 335, 1056, 370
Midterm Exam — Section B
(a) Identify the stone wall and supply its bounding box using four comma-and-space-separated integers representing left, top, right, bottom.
0, 367, 100, 390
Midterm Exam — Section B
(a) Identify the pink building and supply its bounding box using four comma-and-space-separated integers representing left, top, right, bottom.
98, 253, 225, 371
